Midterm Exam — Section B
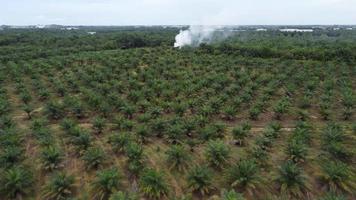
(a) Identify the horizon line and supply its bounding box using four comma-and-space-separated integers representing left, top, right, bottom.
2, 24, 356, 27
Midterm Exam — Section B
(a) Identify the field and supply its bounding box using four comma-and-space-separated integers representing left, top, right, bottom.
0, 26, 355, 200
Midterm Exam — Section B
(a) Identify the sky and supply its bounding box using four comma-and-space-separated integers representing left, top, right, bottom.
1, 0, 356, 25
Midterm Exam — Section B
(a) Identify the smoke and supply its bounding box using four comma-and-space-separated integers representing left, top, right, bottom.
174, 25, 233, 48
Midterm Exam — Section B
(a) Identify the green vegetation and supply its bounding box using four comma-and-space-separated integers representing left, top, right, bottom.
0, 26, 355, 199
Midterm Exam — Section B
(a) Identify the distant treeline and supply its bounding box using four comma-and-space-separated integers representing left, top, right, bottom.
1, 27, 356, 63
197, 43, 356, 63
0, 28, 176, 62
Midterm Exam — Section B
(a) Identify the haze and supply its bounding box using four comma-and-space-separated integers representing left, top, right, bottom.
1, 0, 356, 25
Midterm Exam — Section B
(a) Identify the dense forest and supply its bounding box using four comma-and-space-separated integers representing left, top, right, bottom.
0, 26, 355, 200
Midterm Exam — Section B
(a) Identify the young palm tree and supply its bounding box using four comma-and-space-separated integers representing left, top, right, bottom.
223, 106, 237, 120
93, 116, 106, 134
108, 133, 132, 153
0, 166, 34, 199
0, 115, 15, 129
22, 104, 34, 120
165, 145, 191, 172
82, 147, 106, 170
318, 161, 355, 193
109, 191, 138, 200
342, 106, 352, 120
251, 146, 268, 166
72, 101, 86, 119
108, 192, 125, 200
45, 100, 65, 120
128, 159, 145, 177
273, 98, 290, 120
322, 123, 344, 144
173, 102, 187, 117
265, 121, 281, 138
286, 139, 307, 163
220, 189, 245, 200
42, 172, 75, 200
115, 116, 135, 131
125, 142, 144, 163
20, 91, 32, 104
150, 118, 166, 137
166, 124, 185, 144
320, 106, 331, 121
54, 83, 66, 97
60, 118, 77, 132
262, 128, 278, 140
249, 106, 261, 120
41, 145, 63, 170
139, 168, 169, 199
121, 104, 136, 119
319, 192, 347, 200
91, 168, 122, 200
72, 131, 92, 153
136, 125, 150, 144
275, 161, 309, 198
187, 165, 214, 195
224, 159, 262, 195
0, 99, 11, 116
205, 139, 231, 168
38, 88, 50, 100
232, 123, 251, 146
255, 136, 272, 150
0, 145, 23, 168
322, 123, 349, 160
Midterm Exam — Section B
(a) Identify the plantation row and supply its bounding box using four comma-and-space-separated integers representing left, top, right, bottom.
0, 28, 355, 200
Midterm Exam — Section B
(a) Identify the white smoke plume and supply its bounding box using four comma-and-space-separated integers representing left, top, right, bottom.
174, 26, 233, 48
174, 26, 215, 48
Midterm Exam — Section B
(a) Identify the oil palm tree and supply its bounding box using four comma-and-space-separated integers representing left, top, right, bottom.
93, 117, 106, 134
220, 189, 245, 200
165, 145, 191, 172
91, 168, 122, 200
22, 104, 34, 119
109, 191, 138, 200
273, 98, 290, 120
318, 161, 355, 193
232, 123, 251, 146
41, 145, 63, 171
72, 131, 92, 153
139, 168, 169, 199
205, 139, 230, 168
82, 147, 106, 170
275, 161, 309, 198
45, 100, 64, 120
286, 139, 307, 163
224, 159, 262, 195
0, 166, 34, 199
42, 172, 75, 200
319, 192, 347, 200
251, 146, 268, 166
187, 165, 214, 195
60, 118, 77, 132
0, 145, 23, 168
108, 133, 132, 153
136, 125, 150, 144
125, 142, 144, 163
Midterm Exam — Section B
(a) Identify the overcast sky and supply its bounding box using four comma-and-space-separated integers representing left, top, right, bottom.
1, 0, 356, 25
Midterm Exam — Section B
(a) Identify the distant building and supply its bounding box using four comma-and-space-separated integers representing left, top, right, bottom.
256, 28, 267, 31
280, 29, 313, 32
35, 25, 46, 29
61, 27, 79, 30
87, 32, 96, 35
